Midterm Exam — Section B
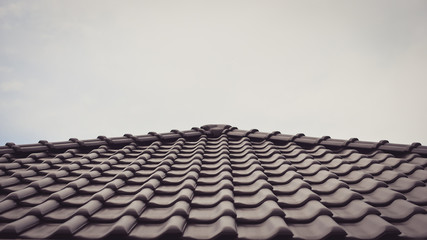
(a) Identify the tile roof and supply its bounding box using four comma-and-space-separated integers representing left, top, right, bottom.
0, 124, 426, 240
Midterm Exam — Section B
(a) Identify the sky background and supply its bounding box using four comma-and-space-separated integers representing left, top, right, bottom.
1, 1, 426, 145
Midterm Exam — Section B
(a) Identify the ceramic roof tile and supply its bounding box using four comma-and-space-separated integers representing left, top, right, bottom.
188, 201, 236, 223
283, 200, 332, 223
236, 216, 293, 240
393, 214, 427, 239
130, 215, 186, 240
340, 215, 401, 240
287, 215, 347, 240
1, 124, 427, 240
182, 216, 237, 240
376, 199, 426, 222
329, 200, 380, 222
236, 200, 284, 223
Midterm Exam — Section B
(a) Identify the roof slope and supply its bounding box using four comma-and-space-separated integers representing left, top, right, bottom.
0, 124, 426, 240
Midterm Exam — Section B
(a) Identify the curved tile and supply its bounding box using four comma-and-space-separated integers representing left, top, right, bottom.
288, 215, 346, 240
376, 199, 426, 222
409, 157, 427, 167
106, 188, 154, 206
130, 215, 186, 240
236, 200, 284, 223
0, 206, 32, 221
323, 158, 344, 169
388, 177, 425, 193
394, 214, 427, 239
73, 200, 103, 218
348, 178, 387, 194
292, 159, 317, 170
316, 153, 339, 164
307, 146, 328, 156
194, 179, 233, 195
375, 170, 405, 183
149, 188, 193, 207
0, 215, 39, 235
19, 223, 61, 239
168, 165, 201, 177
340, 214, 401, 240
62, 194, 93, 206
155, 179, 196, 194
258, 155, 288, 166
303, 170, 338, 184
297, 164, 327, 176
363, 187, 406, 207
331, 199, 380, 223
173, 160, 202, 170
135, 165, 169, 177
201, 155, 230, 165
233, 170, 267, 185
264, 164, 296, 176
182, 216, 237, 240
353, 157, 375, 168
234, 189, 277, 207
255, 149, 280, 158
277, 188, 320, 207
260, 158, 290, 170
162, 171, 199, 184
404, 186, 427, 205
232, 159, 261, 170
229, 154, 256, 164
234, 179, 272, 195
286, 153, 311, 163
200, 164, 232, 177
311, 178, 349, 194
197, 171, 232, 185
189, 201, 235, 223
381, 157, 405, 168
409, 169, 427, 182
192, 189, 233, 207
330, 164, 359, 176
231, 164, 262, 176
273, 178, 311, 195
74, 215, 137, 239
231, 149, 255, 158
139, 201, 190, 222
91, 200, 145, 222
21, 193, 49, 206
283, 200, 332, 223
395, 163, 422, 175
320, 187, 363, 207
339, 171, 372, 184
268, 171, 303, 184
237, 216, 293, 240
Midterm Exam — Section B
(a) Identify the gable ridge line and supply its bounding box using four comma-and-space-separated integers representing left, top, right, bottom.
0, 124, 425, 157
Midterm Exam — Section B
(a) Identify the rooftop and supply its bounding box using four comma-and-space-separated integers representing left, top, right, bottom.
0, 124, 426, 239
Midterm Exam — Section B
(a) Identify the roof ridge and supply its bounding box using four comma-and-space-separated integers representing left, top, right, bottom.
0, 125, 426, 157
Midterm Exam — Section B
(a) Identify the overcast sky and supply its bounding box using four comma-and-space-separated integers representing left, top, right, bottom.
1, 1, 426, 146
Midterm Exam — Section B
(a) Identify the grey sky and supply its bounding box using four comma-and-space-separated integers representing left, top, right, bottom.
1, 1, 426, 145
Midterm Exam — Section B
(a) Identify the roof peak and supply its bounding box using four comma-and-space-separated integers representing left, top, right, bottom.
201, 124, 231, 137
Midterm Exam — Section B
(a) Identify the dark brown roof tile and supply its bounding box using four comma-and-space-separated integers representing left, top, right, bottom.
283, 200, 332, 223
236, 216, 293, 240
287, 215, 346, 240
330, 200, 380, 222
340, 214, 401, 240
1, 125, 427, 240
182, 216, 237, 240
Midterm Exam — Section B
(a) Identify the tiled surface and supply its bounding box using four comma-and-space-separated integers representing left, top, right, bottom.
0, 124, 426, 240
